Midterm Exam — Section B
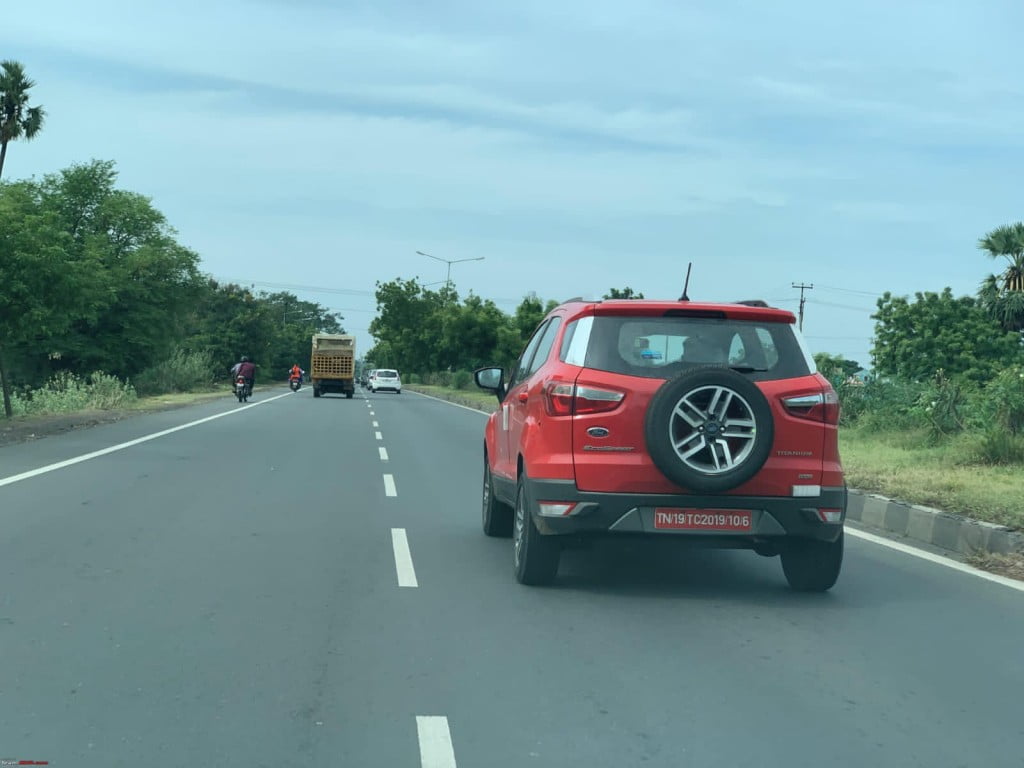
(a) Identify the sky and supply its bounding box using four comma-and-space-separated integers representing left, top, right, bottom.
4, 0, 1023, 366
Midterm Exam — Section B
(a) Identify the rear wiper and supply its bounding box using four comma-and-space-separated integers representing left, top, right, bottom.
730, 365, 768, 373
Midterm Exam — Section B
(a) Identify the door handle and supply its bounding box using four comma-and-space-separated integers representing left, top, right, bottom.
517, 392, 528, 403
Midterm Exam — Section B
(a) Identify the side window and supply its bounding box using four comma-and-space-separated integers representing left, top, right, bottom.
527, 317, 562, 376
561, 316, 593, 366
728, 334, 745, 365
507, 320, 549, 392
755, 327, 780, 369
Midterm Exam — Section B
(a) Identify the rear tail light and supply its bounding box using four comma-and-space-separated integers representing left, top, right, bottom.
544, 382, 624, 416
782, 387, 840, 425
544, 383, 576, 416
816, 508, 843, 523
538, 501, 577, 517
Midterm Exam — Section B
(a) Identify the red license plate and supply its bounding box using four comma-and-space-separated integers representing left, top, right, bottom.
653, 508, 753, 532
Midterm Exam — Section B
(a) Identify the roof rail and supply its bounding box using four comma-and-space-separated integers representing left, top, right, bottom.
734, 299, 770, 307
564, 296, 589, 303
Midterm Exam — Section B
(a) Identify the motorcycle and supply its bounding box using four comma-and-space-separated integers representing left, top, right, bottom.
289, 375, 302, 392
235, 375, 250, 403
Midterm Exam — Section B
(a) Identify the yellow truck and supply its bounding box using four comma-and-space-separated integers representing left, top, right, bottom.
310, 333, 355, 399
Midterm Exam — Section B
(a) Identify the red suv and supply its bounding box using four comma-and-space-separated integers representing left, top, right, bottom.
474, 298, 845, 591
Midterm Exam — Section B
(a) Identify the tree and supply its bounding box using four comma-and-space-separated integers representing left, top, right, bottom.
0, 60, 45, 181
872, 288, 1022, 384
813, 353, 863, 382
603, 287, 645, 300
0, 181, 103, 416
36, 161, 203, 378
978, 222, 1024, 332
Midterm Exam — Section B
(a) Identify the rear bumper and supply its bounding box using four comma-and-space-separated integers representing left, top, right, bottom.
522, 478, 847, 545
314, 378, 355, 393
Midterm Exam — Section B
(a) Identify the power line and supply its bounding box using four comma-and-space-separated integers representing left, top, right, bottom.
806, 298, 875, 313
815, 284, 881, 298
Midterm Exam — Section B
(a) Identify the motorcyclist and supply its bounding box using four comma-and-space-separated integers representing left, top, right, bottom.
289, 364, 304, 382
235, 356, 256, 395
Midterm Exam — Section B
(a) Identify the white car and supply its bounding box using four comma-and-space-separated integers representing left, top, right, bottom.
369, 369, 402, 394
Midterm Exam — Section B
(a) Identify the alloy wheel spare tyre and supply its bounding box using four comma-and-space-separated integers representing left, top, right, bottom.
644, 366, 774, 493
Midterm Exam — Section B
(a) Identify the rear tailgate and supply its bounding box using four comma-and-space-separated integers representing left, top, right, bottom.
572, 372, 826, 495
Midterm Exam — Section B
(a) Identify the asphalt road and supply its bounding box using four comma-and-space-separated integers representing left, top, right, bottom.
1, 386, 1022, 768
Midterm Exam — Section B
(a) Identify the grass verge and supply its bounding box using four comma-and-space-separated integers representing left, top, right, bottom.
1, 386, 235, 447
841, 428, 1024, 530
404, 384, 497, 412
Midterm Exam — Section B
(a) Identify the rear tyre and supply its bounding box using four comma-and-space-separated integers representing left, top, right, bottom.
482, 457, 513, 537
346, 392, 354, 399
397, 389, 402, 395
513, 475, 560, 585
781, 532, 843, 592
313, 387, 321, 398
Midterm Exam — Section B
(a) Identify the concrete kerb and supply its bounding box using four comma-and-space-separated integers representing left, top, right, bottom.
846, 489, 1024, 558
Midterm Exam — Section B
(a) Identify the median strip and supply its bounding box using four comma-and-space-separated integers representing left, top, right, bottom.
391, 528, 418, 588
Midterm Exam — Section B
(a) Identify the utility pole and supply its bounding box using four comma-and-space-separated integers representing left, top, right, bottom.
792, 282, 814, 331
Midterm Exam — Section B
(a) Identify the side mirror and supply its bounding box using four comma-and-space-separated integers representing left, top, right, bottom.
474, 366, 506, 401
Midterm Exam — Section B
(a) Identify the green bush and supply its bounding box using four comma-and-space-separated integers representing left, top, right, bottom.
11, 371, 137, 415
971, 429, 1024, 465
133, 348, 216, 395
914, 370, 972, 440
983, 366, 1024, 435
451, 370, 473, 390
424, 371, 453, 388
842, 377, 926, 432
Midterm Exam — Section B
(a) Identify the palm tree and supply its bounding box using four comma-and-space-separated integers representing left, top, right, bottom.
978, 223, 1024, 332
0, 60, 46, 181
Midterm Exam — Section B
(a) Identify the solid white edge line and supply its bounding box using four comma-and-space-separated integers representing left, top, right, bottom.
379, 446, 389, 461
375, 431, 383, 440
407, 388, 491, 416
0, 391, 294, 489
391, 528, 419, 588
845, 525, 1024, 593
416, 715, 456, 768
383, 474, 397, 497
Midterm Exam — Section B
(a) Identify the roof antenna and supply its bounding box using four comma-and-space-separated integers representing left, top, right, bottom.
679, 262, 692, 302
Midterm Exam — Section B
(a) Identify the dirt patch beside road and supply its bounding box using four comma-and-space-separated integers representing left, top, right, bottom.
0, 389, 232, 448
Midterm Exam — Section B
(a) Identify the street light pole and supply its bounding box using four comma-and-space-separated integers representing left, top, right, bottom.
416, 250, 485, 291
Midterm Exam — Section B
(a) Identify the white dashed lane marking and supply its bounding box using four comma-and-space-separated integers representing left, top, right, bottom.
416, 716, 457, 767
391, 528, 418, 588
379, 447, 389, 461
383, 474, 397, 497
375, 431, 383, 440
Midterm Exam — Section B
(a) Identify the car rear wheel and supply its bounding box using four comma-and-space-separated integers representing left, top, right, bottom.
781, 532, 843, 592
482, 457, 513, 537
644, 366, 774, 493
513, 474, 560, 585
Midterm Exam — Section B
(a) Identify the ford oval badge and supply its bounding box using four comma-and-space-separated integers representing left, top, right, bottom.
587, 427, 610, 438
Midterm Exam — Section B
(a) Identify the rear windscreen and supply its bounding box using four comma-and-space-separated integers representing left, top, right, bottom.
378, 370, 398, 377
582, 316, 811, 381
